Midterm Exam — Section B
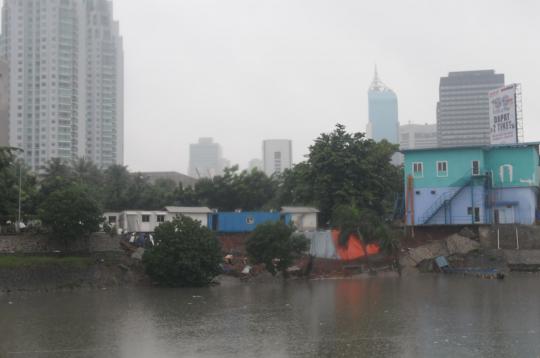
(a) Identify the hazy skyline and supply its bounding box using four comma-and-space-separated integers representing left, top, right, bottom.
113, 0, 540, 174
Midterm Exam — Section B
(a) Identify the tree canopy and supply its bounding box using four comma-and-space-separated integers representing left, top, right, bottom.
0, 124, 403, 234
142, 217, 223, 287
38, 183, 103, 247
246, 221, 308, 276
278, 124, 401, 224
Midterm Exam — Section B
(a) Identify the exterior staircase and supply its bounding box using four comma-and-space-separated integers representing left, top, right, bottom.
418, 171, 488, 225
418, 179, 472, 225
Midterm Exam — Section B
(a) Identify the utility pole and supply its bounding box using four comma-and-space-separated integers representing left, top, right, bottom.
18, 162, 22, 228
14, 148, 24, 232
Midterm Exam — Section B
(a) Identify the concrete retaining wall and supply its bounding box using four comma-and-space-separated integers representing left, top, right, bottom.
479, 225, 540, 250
0, 233, 121, 253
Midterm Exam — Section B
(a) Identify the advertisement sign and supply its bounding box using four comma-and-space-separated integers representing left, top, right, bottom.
489, 84, 517, 144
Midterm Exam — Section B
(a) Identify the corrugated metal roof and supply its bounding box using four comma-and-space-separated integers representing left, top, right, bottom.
281, 206, 319, 214
122, 211, 167, 215
165, 206, 213, 214
120, 210, 167, 215
401, 141, 540, 154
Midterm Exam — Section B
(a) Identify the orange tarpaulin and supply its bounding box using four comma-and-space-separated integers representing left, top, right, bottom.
331, 230, 380, 261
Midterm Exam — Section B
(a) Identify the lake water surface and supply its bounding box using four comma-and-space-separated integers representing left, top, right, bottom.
2, 274, 540, 357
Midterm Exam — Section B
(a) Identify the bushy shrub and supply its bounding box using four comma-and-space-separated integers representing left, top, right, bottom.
246, 221, 308, 276
38, 183, 103, 248
142, 217, 222, 287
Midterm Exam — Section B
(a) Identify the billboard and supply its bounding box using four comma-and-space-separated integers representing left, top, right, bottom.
489, 84, 518, 145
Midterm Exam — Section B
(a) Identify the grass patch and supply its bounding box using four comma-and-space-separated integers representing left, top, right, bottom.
0, 255, 94, 269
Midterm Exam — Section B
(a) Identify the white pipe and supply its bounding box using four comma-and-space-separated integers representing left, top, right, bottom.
497, 228, 500, 250
516, 226, 520, 250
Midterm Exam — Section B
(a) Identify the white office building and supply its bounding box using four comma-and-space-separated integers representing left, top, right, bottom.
263, 139, 292, 176
0, 0, 124, 171
399, 123, 437, 150
188, 137, 225, 178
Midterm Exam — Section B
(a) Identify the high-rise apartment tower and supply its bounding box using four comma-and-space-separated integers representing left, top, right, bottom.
0, 60, 8, 147
0, 0, 124, 171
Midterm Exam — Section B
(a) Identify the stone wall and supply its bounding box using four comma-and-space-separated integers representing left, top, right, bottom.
0, 233, 121, 254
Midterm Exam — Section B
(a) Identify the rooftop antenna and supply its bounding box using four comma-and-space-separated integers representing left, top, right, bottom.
369, 64, 391, 92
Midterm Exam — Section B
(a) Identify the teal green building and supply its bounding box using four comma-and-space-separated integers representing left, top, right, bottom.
403, 143, 540, 225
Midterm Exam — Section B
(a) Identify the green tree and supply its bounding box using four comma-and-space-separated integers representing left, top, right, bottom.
38, 183, 103, 248
102, 164, 133, 211
276, 162, 313, 207
0, 148, 37, 225
39, 158, 73, 197
142, 217, 222, 287
172, 182, 200, 206
279, 124, 401, 224
193, 166, 278, 211
246, 221, 308, 277
331, 204, 398, 272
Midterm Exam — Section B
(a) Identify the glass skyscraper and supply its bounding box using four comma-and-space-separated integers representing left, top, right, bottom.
437, 70, 504, 147
367, 68, 399, 144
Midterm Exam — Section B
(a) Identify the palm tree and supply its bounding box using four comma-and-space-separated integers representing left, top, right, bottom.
102, 164, 132, 211
331, 205, 385, 273
41, 158, 71, 179
71, 158, 100, 184
39, 158, 72, 195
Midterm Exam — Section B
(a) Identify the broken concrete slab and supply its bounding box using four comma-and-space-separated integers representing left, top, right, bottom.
446, 234, 480, 255
131, 248, 145, 260
400, 235, 480, 268
406, 240, 448, 265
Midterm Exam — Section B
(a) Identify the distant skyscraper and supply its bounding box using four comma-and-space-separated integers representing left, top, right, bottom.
367, 67, 399, 144
437, 70, 504, 147
263, 139, 292, 176
0, 60, 8, 147
399, 123, 437, 150
0, 0, 124, 171
189, 138, 225, 178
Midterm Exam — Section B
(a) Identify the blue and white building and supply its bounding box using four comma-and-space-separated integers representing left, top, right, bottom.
403, 143, 540, 225
367, 67, 399, 144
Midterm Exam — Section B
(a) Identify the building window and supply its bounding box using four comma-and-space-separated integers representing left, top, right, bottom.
467, 207, 481, 223
141, 215, 150, 223
471, 160, 480, 176
108, 216, 116, 224
436, 161, 448, 177
156, 215, 165, 223
412, 162, 423, 178
499, 164, 513, 183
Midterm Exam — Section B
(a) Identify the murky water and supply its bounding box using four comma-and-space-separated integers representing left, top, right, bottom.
2, 275, 540, 357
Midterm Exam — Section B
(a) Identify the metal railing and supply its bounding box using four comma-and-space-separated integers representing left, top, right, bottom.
418, 170, 487, 225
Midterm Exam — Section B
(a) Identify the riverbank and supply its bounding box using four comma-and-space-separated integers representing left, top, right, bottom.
0, 253, 150, 293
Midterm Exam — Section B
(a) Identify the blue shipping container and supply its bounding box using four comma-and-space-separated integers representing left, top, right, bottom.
214, 212, 281, 233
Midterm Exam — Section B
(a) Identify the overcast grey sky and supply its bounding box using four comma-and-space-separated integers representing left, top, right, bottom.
113, 0, 540, 174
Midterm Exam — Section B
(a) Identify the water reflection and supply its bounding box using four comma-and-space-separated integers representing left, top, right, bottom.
2, 276, 540, 357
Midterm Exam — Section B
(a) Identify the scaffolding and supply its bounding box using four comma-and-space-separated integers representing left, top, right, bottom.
515, 83, 524, 143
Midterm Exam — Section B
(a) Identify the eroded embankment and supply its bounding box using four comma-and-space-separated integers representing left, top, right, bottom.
0, 253, 149, 293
